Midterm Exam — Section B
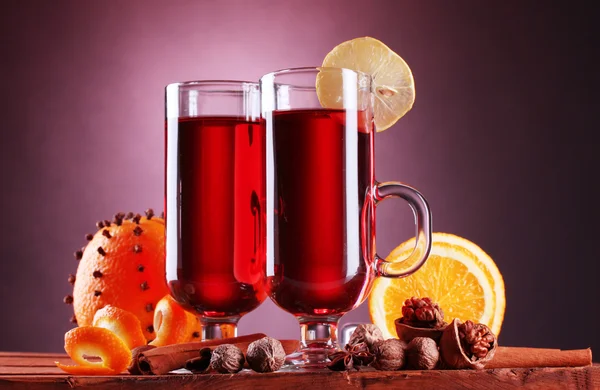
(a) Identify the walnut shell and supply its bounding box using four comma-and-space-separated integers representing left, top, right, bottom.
371, 338, 406, 371
210, 344, 245, 373
395, 318, 445, 343
347, 324, 384, 352
440, 319, 497, 370
246, 337, 286, 373
405, 337, 439, 370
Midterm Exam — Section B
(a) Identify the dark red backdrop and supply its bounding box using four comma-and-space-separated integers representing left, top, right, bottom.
0, 0, 597, 354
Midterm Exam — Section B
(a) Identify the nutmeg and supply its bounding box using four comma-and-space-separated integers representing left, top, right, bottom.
246, 336, 286, 373
405, 337, 439, 370
371, 338, 406, 371
346, 323, 384, 352
209, 344, 245, 373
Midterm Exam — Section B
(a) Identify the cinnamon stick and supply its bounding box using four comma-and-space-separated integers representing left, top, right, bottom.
132, 334, 301, 375
486, 346, 592, 369
133, 333, 265, 375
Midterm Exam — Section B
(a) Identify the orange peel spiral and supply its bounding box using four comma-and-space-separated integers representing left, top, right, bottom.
55, 326, 131, 375
92, 305, 147, 350
149, 295, 201, 346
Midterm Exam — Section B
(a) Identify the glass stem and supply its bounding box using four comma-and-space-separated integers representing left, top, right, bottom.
294, 316, 340, 365
201, 317, 239, 340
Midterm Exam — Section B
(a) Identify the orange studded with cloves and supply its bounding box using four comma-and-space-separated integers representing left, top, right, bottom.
70, 210, 169, 341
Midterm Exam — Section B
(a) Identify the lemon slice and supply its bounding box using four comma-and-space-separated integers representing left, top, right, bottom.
318, 36, 415, 131
369, 233, 505, 340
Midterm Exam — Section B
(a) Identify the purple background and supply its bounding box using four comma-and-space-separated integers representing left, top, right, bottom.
1, 0, 597, 354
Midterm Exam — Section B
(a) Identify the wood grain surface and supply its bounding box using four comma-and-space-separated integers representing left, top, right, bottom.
0, 352, 597, 389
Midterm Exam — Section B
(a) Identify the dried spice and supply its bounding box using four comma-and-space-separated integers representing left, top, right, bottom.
327, 342, 374, 371
102, 229, 112, 239
128, 345, 156, 374
145, 208, 155, 220
63, 295, 74, 304
113, 212, 125, 226
327, 351, 354, 371
97, 247, 106, 256
210, 344, 245, 373
67, 274, 76, 285
246, 337, 286, 373
405, 337, 439, 370
440, 319, 497, 369
185, 348, 212, 373
346, 323, 384, 352
371, 338, 406, 371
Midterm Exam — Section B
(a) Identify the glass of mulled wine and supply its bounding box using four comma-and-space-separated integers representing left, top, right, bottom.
260, 67, 433, 368
165, 81, 266, 340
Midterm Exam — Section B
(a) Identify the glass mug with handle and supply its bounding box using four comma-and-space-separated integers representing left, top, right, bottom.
165, 81, 266, 340
260, 67, 432, 368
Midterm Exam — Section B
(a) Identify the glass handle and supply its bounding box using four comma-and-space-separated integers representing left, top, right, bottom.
373, 181, 432, 278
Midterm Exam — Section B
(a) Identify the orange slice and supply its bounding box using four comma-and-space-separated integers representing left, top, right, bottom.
369, 233, 505, 339
92, 305, 147, 350
55, 326, 131, 375
318, 37, 415, 131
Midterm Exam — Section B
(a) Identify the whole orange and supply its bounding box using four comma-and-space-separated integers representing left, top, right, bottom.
71, 211, 169, 341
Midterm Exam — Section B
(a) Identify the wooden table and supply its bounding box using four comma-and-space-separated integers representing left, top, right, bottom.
0, 351, 598, 389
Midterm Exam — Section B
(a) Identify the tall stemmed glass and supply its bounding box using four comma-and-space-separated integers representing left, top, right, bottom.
260, 67, 432, 368
165, 81, 266, 340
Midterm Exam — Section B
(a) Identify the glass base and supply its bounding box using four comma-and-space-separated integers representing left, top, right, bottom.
283, 317, 340, 370
201, 317, 238, 340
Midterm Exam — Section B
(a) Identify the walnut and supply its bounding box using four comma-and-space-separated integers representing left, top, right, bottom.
395, 297, 447, 343
246, 337, 286, 373
346, 324, 384, 352
405, 337, 439, 370
400, 297, 445, 329
459, 320, 496, 360
209, 344, 245, 373
440, 319, 497, 369
371, 338, 406, 371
